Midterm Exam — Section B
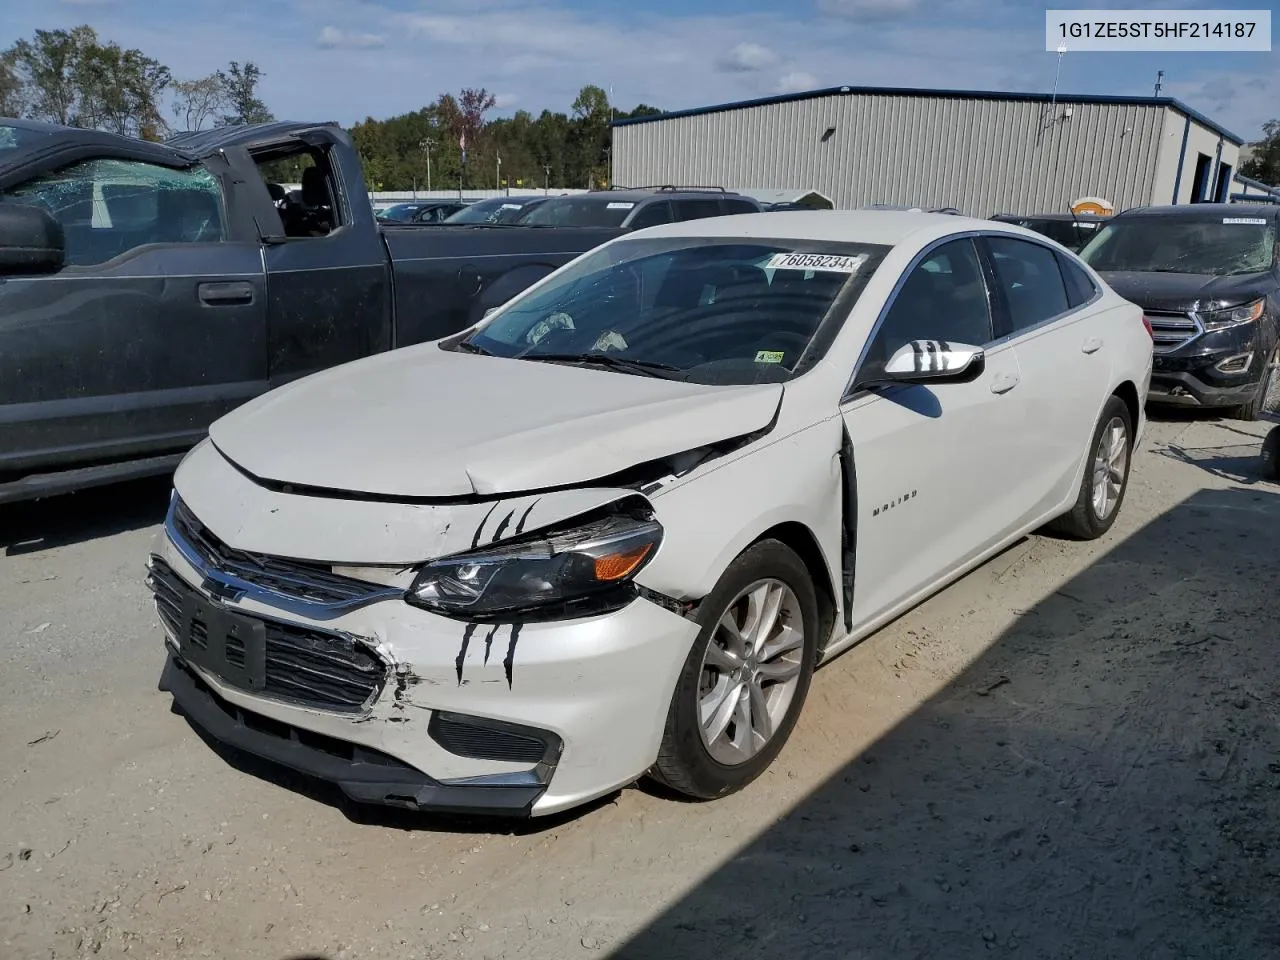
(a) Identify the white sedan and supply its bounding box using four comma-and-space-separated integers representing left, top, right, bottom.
148, 211, 1153, 817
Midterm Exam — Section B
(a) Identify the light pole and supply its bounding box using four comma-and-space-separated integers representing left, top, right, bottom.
419, 137, 435, 192
496, 153, 502, 192
544, 164, 550, 194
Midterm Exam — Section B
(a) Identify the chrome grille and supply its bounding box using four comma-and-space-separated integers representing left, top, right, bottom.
1144, 310, 1201, 354
171, 498, 388, 607
149, 557, 388, 713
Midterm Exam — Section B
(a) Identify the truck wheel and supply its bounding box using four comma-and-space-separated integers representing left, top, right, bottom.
1227, 343, 1280, 421
1046, 395, 1134, 540
1262, 426, 1280, 482
648, 540, 819, 801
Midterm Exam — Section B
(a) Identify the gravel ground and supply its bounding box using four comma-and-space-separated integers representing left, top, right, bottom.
1, 415, 1277, 960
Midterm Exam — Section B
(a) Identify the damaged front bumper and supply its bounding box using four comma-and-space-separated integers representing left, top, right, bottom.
147, 478, 700, 817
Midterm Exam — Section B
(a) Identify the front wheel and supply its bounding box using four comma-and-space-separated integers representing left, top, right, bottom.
1046, 395, 1134, 540
648, 539, 819, 800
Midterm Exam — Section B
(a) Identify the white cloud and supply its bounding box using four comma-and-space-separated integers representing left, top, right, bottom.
493, 92, 520, 109
316, 25, 386, 49
716, 42, 780, 73
777, 71, 821, 94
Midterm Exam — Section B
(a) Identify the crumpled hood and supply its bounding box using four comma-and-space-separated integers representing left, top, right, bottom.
209, 343, 783, 499
1099, 270, 1273, 313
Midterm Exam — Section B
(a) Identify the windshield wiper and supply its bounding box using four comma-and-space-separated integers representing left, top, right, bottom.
521, 352, 684, 379
454, 340, 496, 356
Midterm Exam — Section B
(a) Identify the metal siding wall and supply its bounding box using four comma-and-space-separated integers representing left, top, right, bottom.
612, 94, 1167, 216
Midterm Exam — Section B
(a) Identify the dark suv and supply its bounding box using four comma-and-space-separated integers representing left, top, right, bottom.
515, 186, 761, 230
990, 212, 1109, 252
1079, 203, 1280, 420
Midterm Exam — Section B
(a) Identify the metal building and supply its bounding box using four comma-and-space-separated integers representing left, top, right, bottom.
610, 85, 1243, 217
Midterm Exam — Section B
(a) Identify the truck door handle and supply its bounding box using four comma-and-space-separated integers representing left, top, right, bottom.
990, 372, 1020, 395
1082, 337, 1104, 354
198, 281, 255, 306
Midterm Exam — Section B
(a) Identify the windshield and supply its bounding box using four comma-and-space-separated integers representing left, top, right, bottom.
442, 197, 530, 224
458, 237, 890, 385
377, 204, 419, 221
518, 196, 636, 228
1080, 216, 1276, 276
1018, 218, 1103, 252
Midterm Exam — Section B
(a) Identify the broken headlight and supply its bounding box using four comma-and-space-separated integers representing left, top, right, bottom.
405, 509, 662, 618
1198, 298, 1265, 332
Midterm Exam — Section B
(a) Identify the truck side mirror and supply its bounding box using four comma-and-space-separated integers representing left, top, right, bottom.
0, 203, 65, 275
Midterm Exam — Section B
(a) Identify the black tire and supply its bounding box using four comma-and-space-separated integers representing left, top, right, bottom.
1046, 394, 1134, 540
1227, 343, 1280, 421
1262, 426, 1280, 482
648, 539, 820, 800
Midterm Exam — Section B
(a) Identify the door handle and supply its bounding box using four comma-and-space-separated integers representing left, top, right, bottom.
1082, 337, 1104, 354
198, 281, 255, 306
990, 371, 1020, 395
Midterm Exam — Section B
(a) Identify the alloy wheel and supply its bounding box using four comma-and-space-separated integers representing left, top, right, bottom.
697, 578, 805, 766
1091, 415, 1129, 521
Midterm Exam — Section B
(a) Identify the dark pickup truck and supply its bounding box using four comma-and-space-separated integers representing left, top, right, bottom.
0, 119, 730, 504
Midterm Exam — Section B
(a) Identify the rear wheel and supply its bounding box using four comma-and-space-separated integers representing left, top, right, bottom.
1262, 426, 1280, 482
1227, 343, 1280, 421
648, 540, 819, 800
1046, 395, 1133, 540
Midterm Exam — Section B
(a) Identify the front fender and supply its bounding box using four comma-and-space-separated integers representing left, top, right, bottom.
636, 418, 845, 605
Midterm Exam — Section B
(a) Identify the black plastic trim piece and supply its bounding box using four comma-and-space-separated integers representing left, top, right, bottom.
162, 655, 544, 816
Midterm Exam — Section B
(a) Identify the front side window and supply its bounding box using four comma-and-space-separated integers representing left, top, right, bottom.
4, 158, 225, 266
672, 198, 725, 221
460, 237, 890, 385
1079, 216, 1276, 276
986, 236, 1070, 334
859, 237, 992, 380
627, 201, 672, 229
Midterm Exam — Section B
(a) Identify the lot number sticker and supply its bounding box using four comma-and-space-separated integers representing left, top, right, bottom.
1223, 217, 1267, 224
607, 202, 636, 210
767, 252, 867, 273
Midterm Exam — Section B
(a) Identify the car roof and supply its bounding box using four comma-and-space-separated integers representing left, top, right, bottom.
629, 209, 1023, 246
1114, 203, 1280, 221
573, 189, 752, 203
992, 212, 1109, 222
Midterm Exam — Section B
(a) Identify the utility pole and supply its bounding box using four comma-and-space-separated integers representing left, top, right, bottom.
544, 164, 550, 194
419, 137, 435, 192
1154, 70, 1164, 97
496, 153, 502, 192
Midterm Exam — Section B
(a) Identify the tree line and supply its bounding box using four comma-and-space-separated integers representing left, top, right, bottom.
0, 25, 661, 190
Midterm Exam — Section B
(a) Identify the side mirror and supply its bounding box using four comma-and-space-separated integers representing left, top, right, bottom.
869, 340, 986, 387
0, 203, 65, 275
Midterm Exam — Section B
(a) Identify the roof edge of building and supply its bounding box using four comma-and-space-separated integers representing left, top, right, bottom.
610, 84, 1243, 145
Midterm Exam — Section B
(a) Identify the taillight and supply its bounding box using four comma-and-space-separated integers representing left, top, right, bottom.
1141, 314, 1154, 340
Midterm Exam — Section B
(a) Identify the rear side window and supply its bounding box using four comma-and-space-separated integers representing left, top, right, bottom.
986, 236, 1070, 334
1056, 252, 1099, 308
4, 157, 225, 266
628, 201, 673, 229
672, 198, 724, 221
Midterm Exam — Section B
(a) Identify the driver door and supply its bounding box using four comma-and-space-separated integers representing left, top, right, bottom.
840, 237, 1027, 628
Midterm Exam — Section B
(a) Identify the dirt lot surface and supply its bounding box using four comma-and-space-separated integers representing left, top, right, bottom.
2, 415, 1278, 960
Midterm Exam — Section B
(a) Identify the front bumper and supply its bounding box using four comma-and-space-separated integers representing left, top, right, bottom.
148, 524, 699, 817
1149, 323, 1271, 409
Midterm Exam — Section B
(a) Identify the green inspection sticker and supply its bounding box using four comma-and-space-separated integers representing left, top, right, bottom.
755, 350, 785, 364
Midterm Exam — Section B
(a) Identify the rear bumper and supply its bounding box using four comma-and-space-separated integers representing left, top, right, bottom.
162, 653, 545, 815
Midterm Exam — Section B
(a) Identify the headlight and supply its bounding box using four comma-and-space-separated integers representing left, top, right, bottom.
1198, 298, 1265, 332
405, 506, 662, 619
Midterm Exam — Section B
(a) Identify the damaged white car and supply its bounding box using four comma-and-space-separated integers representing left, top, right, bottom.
148, 211, 1153, 816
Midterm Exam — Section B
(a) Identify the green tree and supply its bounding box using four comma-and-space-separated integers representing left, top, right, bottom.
1241, 120, 1280, 186
75, 40, 171, 138
6, 26, 99, 125
217, 61, 272, 125
0, 51, 24, 116
172, 74, 227, 131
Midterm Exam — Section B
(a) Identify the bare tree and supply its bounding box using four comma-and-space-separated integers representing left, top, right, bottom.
217, 61, 272, 125
172, 74, 226, 131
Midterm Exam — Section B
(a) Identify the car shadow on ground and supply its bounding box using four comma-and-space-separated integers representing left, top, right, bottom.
173, 704, 620, 836
612, 484, 1280, 960
0, 474, 173, 555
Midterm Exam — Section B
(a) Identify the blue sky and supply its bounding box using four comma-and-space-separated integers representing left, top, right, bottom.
5, 0, 1278, 139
